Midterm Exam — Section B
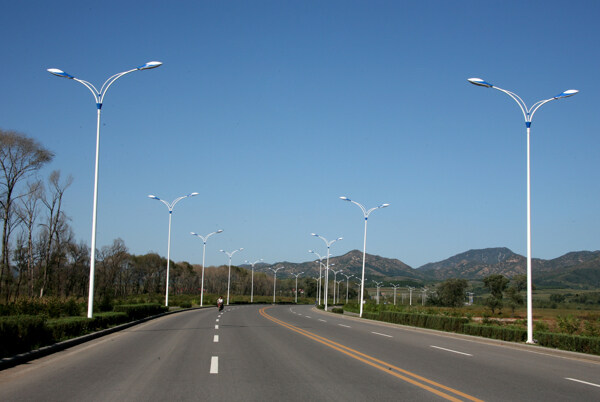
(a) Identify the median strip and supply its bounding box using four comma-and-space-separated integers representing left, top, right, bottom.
260, 306, 482, 402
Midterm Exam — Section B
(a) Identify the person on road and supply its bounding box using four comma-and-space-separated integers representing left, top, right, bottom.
217, 296, 224, 311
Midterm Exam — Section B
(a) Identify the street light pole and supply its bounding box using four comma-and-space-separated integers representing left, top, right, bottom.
308, 250, 325, 305
245, 259, 263, 303
390, 283, 400, 305
332, 269, 343, 304
48, 61, 162, 318
269, 266, 284, 304
149, 192, 199, 307
407, 286, 415, 306
310, 234, 342, 311
220, 248, 243, 305
373, 281, 383, 304
342, 273, 353, 304
191, 230, 223, 306
291, 272, 304, 303
468, 78, 578, 344
340, 197, 389, 317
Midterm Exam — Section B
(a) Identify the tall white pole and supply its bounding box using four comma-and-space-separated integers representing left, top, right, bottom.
87, 108, 101, 318
201, 241, 206, 306
165, 211, 172, 306
360, 218, 368, 316
526, 125, 533, 342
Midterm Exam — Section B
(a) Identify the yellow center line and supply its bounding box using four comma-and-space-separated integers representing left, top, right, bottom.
260, 306, 484, 402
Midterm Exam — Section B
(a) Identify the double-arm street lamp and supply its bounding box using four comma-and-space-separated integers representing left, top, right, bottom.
269, 266, 285, 304
149, 192, 199, 307
308, 250, 325, 305
373, 281, 383, 304
407, 286, 415, 306
468, 78, 578, 344
191, 230, 223, 306
340, 197, 389, 317
390, 283, 401, 305
291, 272, 304, 303
48, 61, 162, 318
245, 259, 263, 303
341, 273, 353, 304
220, 248, 243, 305
331, 269, 343, 304
311, 234, 342, 311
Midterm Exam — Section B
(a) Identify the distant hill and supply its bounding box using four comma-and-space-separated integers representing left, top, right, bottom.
249, 250, 422, 282
416, 248, 600, 288
237, 248, 600, 289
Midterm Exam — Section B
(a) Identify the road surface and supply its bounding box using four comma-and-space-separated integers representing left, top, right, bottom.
0, 304, 599, 401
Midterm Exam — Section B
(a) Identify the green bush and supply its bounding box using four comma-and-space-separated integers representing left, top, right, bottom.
91, 312, 129, 330
332, 307, 344, 314
47, 317, 92, 341
534, 331, 600, 355
316, 304, 325, 310
113, 303, 167, 320
363, 311, 468, 333
1, 298, 83, 318
463, 324, 527, 342
0, 315, 51, 358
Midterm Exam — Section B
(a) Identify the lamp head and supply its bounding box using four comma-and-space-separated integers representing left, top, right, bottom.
381, 203, 390, 208
190, 232, 198, 236
310, 233, 317, 237
137, 61, 163, 70
467, 77, 493, 88
190, 192, 199, 197
148, 195, 159, 200
47, 68, 74, 79
340, 196, 351, 201
216, 229, 224, 233
555, 89, 579, 99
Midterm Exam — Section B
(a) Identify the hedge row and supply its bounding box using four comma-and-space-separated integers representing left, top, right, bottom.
113, 304, 168, 320
1, 305, 166, 359
357, 310, 600, 355
362, 311, 468, 333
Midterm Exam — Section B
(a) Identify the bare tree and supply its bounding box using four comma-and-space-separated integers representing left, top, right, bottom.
0, 129, 53, 296
39, 171, 72, 298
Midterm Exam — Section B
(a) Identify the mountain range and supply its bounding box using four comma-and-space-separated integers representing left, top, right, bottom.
244, 248, 600, 289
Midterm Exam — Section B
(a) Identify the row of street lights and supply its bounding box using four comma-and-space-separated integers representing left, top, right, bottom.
47, 62, 577, 344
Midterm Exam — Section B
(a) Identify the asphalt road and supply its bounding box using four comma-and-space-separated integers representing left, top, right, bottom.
0, 304, 599, 401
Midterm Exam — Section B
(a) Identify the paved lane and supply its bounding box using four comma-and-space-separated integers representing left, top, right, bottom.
0, 304, 599, 401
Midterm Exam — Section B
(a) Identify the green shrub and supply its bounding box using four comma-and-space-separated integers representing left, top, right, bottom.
365, 311, 468, 333
178, 302, 192, 308
91, 312, 129, 330
47, 317, 92, 341
316, 304, 325, 310
0, 315, 51, 358
463, 324, 527, 342
332, 307, 343, 314
113, 303, 167, 320
534, 331, 600, 355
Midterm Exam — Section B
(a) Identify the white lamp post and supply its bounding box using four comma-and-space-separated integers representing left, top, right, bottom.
422, 287, 428, 306
373, 281, 383, 304
340, 197, 389, 317
308, 250, 325, 305
291, 272, 304, 303
149, 192, 199, 307
407, 286, 415, 306
331, 269, 343, 304
468, 78, 578, 344
191, 230, 223, 306
467, 292, 474, 306
390, 283, 401, 305
311, 234, 342, 311
48, 61, 162, 318
269, 266, 284, 304
220, 248, 243, 305
342, 273, 353, 304
336, 280, 343, 303
245, 259, 263, 303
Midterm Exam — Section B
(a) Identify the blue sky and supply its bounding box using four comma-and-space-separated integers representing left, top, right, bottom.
1, 0, 598, 269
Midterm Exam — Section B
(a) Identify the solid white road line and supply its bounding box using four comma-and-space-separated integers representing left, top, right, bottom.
430, 345, 472, 356
214, 335, 219, 343
338, 324, 351, 328
210, 356, 218, 374
215, 325, 219, 329
565, 378, 600, 388
372, 331, 393, 338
